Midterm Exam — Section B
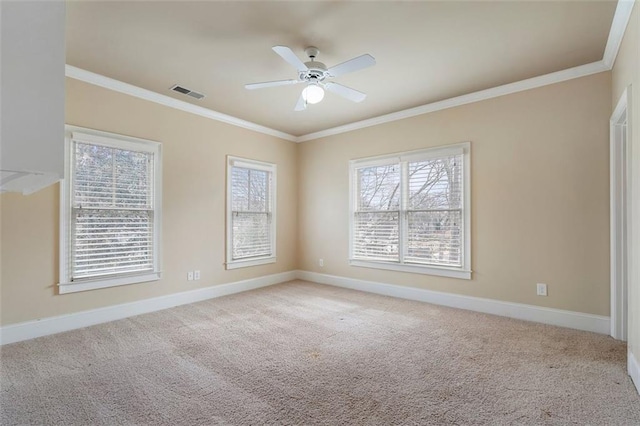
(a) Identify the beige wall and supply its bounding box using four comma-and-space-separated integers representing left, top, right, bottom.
298, 72, 612, 316
612, 3, 639, 378
0, 63, 616, 326
0, 78, 298, 325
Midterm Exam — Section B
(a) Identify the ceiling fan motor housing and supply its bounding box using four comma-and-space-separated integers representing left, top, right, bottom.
300, 63, 328, 82
300, 46, 328, 82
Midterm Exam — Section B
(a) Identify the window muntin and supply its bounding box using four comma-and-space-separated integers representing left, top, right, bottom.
226, 157, 276, 269
60, 127, 162, 293
350, 143, 470, 279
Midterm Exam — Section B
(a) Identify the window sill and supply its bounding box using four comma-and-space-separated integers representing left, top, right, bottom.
349, 259, 471, 280
58, 272, 161, 294
226, 256, 276, 270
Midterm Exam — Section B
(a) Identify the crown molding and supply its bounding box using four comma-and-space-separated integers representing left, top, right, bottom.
603, 0, 636, 69
65, 65, 298, 142
296, 0, 634, 142
66, 1, 633, 144
67, 61, 609, 145
297, 61, 609, 142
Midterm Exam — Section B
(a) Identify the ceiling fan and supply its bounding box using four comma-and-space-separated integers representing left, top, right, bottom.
245, 46, 376, 111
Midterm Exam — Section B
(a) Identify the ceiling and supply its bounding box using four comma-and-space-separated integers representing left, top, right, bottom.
66, 1, 617, 138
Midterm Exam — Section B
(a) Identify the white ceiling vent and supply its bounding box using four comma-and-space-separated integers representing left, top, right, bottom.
170, 84, 205, 100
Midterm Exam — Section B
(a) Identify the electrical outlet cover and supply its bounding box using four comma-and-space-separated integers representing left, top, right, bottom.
536, 283, 547, 296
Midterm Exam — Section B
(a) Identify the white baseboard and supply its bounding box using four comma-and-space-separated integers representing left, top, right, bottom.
629, 349, 640, 395
0, 270, 612, 345
0, 270, 297, 345
296, 270, 610, 335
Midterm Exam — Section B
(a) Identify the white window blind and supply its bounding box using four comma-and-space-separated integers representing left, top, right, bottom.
353, 164, 400, 261
60, 127, 162, 293
227, 157, 276, 269
406, 154, 463, 267
72, 141, 155, 279
350, 143, 470, 279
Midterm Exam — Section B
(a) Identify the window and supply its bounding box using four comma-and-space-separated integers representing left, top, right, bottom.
349, 143, 470, 279
59, 126, 162, 294
226, 156, 276, 269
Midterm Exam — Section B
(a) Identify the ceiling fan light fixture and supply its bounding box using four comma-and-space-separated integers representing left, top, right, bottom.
245, 46, 376, 111
302, 83, 325, 104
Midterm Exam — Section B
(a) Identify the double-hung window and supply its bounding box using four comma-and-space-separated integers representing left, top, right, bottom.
226, 156, 276, 269
349, 142, 470, 279
59, 126, 162, 294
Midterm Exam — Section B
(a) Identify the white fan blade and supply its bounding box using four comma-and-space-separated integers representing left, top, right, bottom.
324, 82, 367, 103
327, 54, 376, 77
294, 93, 307, 111
272, 46, 309, 73
245, 79, 301, 90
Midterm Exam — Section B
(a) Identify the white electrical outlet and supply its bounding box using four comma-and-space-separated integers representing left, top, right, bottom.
194, 270, 201, 280
319, 259, 324, 267
536, 283, 547, 296
187, 271, 194, 281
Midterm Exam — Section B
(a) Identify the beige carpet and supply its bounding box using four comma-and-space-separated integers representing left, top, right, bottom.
1, 280, 639, 425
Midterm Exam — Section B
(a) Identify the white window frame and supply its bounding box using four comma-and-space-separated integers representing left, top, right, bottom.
226, 156, 277, 269
349, 142, 471, 279
59, 125, 162, 294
